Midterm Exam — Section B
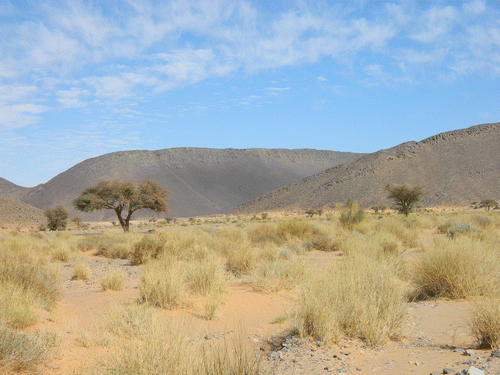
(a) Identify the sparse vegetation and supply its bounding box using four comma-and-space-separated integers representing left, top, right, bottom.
3, 207, 500, 373
44, 205, 68, 231
385, 184, 424, 216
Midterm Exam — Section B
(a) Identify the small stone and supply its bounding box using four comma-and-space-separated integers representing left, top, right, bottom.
415, 361, 420, 366
491, 349, 500, 358
464, 349, 475, 356
356, 368, 362, 372
444, 368, 456, 374
464, 367, 484, 375
429, 372, 441, 375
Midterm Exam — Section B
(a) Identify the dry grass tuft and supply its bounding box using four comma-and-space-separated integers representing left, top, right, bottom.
0, 325, 58, 372
101, 270, 125, 291
413, 236, 500, 299
470, 299, 500, 349
294, 254, 407, 347
71, 257, 91, 281
139, 256, 186, 309
252, 259, 307, 293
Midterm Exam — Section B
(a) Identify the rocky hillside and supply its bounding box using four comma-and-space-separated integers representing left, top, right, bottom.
1, 148, 363, 219
234, 123, 500, 214
0, 194, 45, 229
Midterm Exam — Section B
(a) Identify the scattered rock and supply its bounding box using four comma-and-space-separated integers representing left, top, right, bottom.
464, 349, 475, 356
443, 368, 456, 374
491, 349, 500, 358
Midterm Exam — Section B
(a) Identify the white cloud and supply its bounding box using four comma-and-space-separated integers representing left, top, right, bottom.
0, 104, 49, 129
316, 76, 327, 81
56, 87, 90, 108
410, 6, 458, 43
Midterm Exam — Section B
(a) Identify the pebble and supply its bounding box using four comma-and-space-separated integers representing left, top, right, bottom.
464, 349, 475, 357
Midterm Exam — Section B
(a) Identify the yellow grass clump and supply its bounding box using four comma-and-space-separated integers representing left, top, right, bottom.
413, 236, 500, 299
294, 253, 407, 347
101, 270, 125, 291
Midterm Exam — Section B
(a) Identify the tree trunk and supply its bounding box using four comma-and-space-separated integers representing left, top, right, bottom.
115, 207, 129, 232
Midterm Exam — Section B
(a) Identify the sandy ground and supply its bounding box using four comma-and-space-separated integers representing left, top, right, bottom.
25, 245, 499, 375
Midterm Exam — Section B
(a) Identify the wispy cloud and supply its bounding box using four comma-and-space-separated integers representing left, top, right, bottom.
1, 0, 500, 131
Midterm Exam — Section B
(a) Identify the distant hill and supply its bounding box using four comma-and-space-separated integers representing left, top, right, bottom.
234, 123, 500, 214
0, 178, 29, 201
1, 148, 363, 219
0, 194, 45, 229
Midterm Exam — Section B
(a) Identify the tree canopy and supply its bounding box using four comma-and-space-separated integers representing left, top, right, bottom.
384, 184, 424, 216
73, 180, 170, 232
44, 205, 68, 231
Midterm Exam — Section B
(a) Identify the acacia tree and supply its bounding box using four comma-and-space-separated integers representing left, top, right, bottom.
73, 180, 170, 232
384, 184, 424, 216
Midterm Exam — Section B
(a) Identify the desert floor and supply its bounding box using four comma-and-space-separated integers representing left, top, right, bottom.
21, 222, 499, 375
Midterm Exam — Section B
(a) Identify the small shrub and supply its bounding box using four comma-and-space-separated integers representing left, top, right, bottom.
44, 206, 68, 231
261, 212, 268, 220
447, 223, 482, 239
101, 270, 124, 291
436, 220, 457, 234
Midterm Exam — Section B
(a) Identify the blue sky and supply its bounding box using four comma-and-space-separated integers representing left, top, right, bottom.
1, 0, 500, 187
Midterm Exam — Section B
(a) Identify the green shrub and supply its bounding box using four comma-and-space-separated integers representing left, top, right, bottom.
339, 200, 365, 230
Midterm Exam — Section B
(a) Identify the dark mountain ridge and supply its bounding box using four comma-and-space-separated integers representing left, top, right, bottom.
234, 123, 500, 213
1, 147, 363, 219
